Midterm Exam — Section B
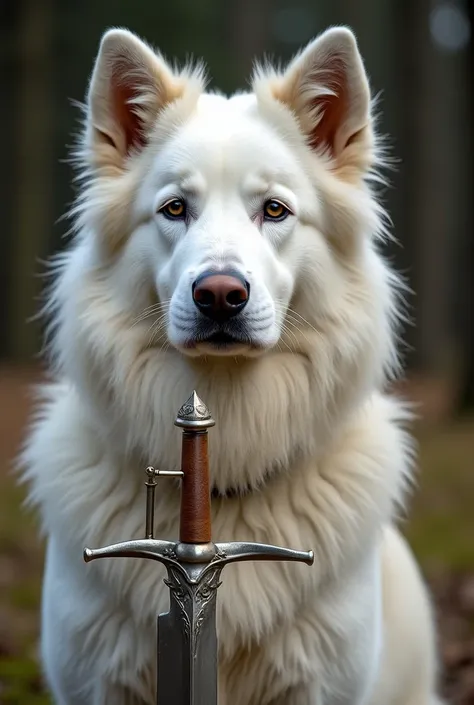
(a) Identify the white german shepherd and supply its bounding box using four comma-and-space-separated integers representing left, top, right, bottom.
21, 26, 444, 705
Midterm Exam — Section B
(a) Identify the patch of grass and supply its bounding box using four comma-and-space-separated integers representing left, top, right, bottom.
0, 445, 48, 701
0, 657, 50, 704
406, 416, 474, 573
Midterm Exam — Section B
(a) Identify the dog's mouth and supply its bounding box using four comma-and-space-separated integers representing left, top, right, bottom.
193, 329, 253, 355
169, 308, 275, 358
179, 325, 266, 357
201, 331, 243, 346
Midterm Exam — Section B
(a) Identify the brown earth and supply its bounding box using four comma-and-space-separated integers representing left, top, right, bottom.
0, 365, 473, 704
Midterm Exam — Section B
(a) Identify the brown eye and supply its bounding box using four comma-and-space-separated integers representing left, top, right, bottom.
263, 200, 290, 221
160, 198, 186, 219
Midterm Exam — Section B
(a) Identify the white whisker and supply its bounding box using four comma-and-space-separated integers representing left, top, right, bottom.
130, 300, 171, 328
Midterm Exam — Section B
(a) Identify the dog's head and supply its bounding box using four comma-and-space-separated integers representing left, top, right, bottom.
69, 27, 396, 371
47, 26, 401, 468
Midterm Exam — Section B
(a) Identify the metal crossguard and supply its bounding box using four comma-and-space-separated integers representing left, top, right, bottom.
84, 391, 314, 705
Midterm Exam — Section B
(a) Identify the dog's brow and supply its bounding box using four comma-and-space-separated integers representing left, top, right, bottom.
179, 174, 204, 195
244, 175, 270, 195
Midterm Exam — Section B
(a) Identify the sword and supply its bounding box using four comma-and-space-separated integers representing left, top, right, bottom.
84, 391, 314, 704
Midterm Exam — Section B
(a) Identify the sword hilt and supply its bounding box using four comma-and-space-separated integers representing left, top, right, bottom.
84, 390, 314, 569
174, 391, 215, 544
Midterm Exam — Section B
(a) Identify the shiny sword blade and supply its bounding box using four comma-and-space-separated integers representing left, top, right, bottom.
156, 563, 221, 705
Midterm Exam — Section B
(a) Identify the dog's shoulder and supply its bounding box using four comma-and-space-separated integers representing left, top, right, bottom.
317, 391, 415, 520
20, 381, 109, 535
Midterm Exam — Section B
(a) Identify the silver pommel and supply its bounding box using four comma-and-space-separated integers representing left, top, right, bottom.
174, 390, 216, 430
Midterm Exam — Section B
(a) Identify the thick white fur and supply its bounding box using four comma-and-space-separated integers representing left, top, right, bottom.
21, 26, 443, 705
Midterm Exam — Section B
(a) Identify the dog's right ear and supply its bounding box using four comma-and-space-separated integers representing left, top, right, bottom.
85, 29, 190, 172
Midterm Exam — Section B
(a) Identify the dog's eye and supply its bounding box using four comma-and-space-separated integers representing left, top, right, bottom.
263, 200, 290, 221
159, 198, 186, 220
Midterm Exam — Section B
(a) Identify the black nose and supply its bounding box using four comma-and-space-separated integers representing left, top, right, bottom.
192, 272, 250, 322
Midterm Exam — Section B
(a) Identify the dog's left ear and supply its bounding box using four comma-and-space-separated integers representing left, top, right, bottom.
257, 27, 371, 165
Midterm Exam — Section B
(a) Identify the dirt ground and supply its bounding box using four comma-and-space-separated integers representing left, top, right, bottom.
0, 365, 473, 704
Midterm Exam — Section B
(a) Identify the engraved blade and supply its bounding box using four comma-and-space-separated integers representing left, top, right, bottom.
156, 565, 221, 705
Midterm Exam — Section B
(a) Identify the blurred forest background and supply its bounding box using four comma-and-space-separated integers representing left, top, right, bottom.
0, 0, 473, 703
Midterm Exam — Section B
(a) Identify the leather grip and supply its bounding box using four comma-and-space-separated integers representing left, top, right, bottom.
179, 430, 211, 544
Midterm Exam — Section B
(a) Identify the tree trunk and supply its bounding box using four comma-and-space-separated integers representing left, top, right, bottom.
10, 0, 53, 360
459, 0, 474, 410
0, 1, 19, 358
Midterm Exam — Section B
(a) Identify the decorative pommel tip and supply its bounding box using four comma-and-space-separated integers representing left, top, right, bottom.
174, 390, 215, 430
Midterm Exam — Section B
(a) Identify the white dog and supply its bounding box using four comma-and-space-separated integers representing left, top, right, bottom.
21, 25, 444, 705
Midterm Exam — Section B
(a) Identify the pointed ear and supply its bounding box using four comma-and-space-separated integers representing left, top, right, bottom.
258, 27, 372, 164
85, 29, 193, 170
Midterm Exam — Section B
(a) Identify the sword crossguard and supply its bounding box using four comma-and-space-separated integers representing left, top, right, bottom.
84, 539, 178, 565
213, 541, 314, 567
84, 537, 313, 581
